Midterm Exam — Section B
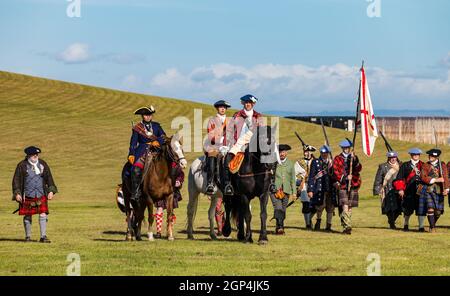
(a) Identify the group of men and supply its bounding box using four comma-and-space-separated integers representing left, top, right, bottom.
10, 93, 449, 241
374, 148, 449, 232
273, 139, 362, 235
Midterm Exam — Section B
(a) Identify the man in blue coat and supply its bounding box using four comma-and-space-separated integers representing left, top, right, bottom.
308, 145, 335, 231
128, 106, 166, 202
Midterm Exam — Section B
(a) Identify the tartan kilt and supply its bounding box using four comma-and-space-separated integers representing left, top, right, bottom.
417, 187, 445, 215
401, 194, 417, 216
18, 196, 48, 216
338, 190, 359, 207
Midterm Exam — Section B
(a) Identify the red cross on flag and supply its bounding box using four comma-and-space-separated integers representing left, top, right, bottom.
359, 66, 378, 156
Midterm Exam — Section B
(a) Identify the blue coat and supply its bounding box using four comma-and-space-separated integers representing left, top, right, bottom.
307, 157, 333, 195
128, 121, 166, 161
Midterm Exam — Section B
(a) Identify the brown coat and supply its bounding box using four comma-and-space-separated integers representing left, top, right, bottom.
12, 159, 58, 200
420, 161, 449, 194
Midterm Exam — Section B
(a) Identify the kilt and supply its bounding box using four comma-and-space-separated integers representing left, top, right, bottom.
419, 191, 444, 214
338, 190, 359, 207
154, 190, 182, 210
381, 190, 401, 215
18, 196, 48, 216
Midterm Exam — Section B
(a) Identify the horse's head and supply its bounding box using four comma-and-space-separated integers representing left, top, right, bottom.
165, 133, 187, 169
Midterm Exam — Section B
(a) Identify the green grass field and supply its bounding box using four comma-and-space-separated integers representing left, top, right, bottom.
0, 71, 449, 276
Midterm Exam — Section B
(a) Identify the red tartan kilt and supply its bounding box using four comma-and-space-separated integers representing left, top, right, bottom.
19, 196, 49, 216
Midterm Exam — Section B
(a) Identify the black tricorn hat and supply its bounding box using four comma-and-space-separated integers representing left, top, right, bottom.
24, 146, 41, 155
134, 105, 155, 115
426, 148, 441, 157
214, 100, 231, 108
278, 144, 292, 151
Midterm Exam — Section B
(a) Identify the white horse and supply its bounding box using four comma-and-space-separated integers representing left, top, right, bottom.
186, 156, 223, 240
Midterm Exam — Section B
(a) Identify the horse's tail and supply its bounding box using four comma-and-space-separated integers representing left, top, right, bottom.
186, 165, 200, 232
230, 197, 239, 228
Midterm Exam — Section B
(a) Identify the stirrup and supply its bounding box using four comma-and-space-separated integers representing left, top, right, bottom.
224, 184, 234, 196
269, 183, 277, 194
206, 183, 215, 194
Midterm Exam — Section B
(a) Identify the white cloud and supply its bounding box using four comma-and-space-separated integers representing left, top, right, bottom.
57, 43, 90, 64
121, 74, 142, 90
148, 62, 450, 112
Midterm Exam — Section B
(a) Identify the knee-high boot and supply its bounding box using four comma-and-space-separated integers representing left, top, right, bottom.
223, 154, 234, 196
131, 165, 143, 202
206, 156, 216, 194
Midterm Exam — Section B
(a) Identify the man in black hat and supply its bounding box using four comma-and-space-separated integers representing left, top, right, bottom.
419, 149, 449, 232
294, 144, 317, 229
12, 146, 58, 242
204, 100, 231, 194
271, 144, 296, 235
128, 106, 166, 202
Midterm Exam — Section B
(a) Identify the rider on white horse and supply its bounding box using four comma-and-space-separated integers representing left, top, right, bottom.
204, 100, 231, 195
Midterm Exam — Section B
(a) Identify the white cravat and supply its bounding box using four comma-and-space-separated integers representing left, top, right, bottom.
28, 158, 41, 174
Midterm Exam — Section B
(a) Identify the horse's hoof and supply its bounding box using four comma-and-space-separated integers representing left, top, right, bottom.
258, 240, 268, 246
168, 236, 174, 241
148, 233, 154, 241
245, 238, 254, 244
136, 236, 142, 241
125, 234, 133, 241
187, 234, 194, 240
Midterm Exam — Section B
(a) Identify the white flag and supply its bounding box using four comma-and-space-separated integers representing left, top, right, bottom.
359, 66, 378, 156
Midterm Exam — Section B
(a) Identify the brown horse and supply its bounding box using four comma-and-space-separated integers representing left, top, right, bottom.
122, 133, 186, 241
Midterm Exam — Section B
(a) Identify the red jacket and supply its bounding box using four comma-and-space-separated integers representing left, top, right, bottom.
333, 153, 362, 190
226, 109, 263, 144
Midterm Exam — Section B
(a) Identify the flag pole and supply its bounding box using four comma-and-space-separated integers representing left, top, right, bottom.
348, 60, 364, 194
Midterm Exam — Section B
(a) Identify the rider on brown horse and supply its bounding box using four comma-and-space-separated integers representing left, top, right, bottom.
128, 106, 166, 202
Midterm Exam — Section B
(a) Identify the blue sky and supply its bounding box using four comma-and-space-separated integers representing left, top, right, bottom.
1, 0, 449, 113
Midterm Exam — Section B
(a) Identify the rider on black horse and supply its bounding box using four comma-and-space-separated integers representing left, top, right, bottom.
128, 106, 166, 202
223, 94, 277, 196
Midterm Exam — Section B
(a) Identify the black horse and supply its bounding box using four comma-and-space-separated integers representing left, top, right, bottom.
222, 125, 277, 244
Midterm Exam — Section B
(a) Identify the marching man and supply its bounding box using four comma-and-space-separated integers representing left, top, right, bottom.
393, 148, 425, 231
373, 151, 402, 229
294, 145, 317, 230
419, 149, 449, 233
308, 145, 335, 231
12, 146, 58, 242
333, 139, 362, 235
271, 144, 297, 235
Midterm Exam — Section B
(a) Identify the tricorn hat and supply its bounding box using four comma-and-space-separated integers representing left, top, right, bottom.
426, 148, 441, 157
214, 100, 231, 108
278, 144, 292, 151
303, 145, 317, 152
24, 146, 41, 155
134, 105, 155, 115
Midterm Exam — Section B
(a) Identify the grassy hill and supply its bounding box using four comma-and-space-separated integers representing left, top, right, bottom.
0, 70, 449, 276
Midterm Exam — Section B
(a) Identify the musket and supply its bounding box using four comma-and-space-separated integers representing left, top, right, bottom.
433, 126, 444, 180
320, 118, 333, 160
379, 131, 393, 152
286, 131, 308, 208
295, 131, 307, 149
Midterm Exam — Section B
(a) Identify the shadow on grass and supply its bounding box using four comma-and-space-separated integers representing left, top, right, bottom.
102, 230, 127, 236
0, 238, 29, 242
